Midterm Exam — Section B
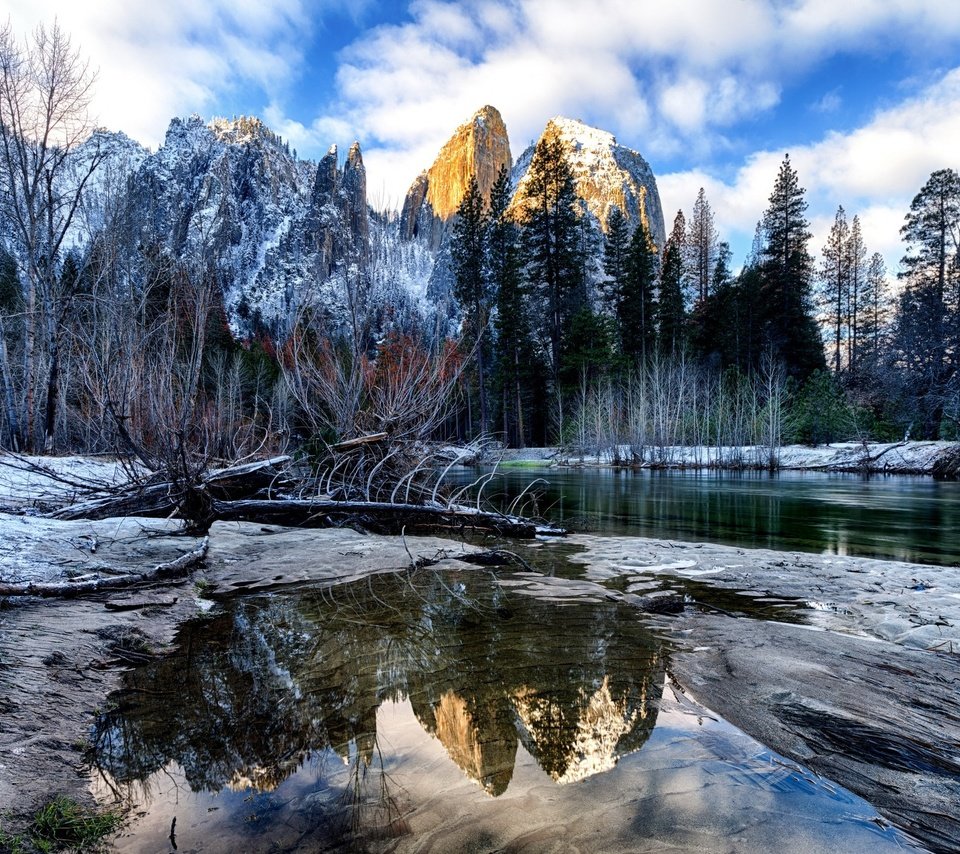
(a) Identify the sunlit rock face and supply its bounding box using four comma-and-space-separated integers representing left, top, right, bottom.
510, 116, 666, 251
512, 668, 661, 785
416, 689, 518, 796
400, 105, 512, 249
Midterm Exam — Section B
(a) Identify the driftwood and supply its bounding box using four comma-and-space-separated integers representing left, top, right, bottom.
0, 537, 209, 598
211, 499, 563, 538
332, 433, 388, 450
41, 454, 562, 539
49, 456, 292, 522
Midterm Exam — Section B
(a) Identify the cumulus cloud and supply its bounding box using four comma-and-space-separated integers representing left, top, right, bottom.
4, 0, 316, 148
294, 0, 960, 204
6, 0, 959, 279
659, 67, 960, 277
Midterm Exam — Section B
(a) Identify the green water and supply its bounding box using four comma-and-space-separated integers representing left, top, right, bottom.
452, 467, 960, 565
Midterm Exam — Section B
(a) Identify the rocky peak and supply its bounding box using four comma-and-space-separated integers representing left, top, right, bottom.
511, 116, 665, 251
313, 144, 339, 202
400, 105, 512, 248
342, 141, 369, 257
307, 140, 370, 275
209, 115, 286, 152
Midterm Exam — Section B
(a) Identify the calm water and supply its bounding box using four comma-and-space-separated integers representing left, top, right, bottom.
90, 569, 920, 853
86, 467, 956, 851
451, 466, 960, 566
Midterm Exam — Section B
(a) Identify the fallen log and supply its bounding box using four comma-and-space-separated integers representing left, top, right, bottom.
332, 433, 388, 451
203, 455, 292, 498
48, 456, 292, 522
211, 499, 565, 539
49, 481, 175, 520
0, 538, 208, 599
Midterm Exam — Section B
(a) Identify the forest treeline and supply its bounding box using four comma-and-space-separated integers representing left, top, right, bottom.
1, 21, 958, 471
450, 137, 959, 454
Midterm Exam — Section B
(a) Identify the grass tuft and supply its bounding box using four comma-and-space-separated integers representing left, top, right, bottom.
0, 796, 122, 853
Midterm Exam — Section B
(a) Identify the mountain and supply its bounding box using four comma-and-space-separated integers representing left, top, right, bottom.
400, 105, 512, 250
70, 115, 428, 337
402, 111, 666, 309
510, 116, 665, 252
61, 108, 665, 339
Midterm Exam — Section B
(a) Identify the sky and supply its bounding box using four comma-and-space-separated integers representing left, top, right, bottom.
6, 0, 960, 274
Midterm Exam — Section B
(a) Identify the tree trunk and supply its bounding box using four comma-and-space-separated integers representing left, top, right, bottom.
0, 318, 21, 450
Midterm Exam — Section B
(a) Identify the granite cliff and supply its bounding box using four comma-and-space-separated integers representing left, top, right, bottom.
510, 117, 665, 252
400, 105, 512, 249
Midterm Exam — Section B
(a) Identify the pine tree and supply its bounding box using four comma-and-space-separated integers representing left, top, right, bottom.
846, 215, 867, 372
820, 206, 849, 374
712, 241, 732, 292
900, 168, 960, 301
658, 211, 686, 355
860, 252, 889, 362
686, 187, 718, 304
617, 219, 658, 364
758, 155, 824, 378
892, 168, 960, 436
603, 206, 629, 309
519, 131, 585, 432
489, 165, 537, 446
451, 175, 492, 435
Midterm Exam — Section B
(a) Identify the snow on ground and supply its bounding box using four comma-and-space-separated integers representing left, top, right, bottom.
496, 441, 956, 473
0, 512, 189, 587
0, 454, 136, 511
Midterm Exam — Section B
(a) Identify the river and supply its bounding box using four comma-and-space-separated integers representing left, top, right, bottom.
449, 466, 960, 565
81, 469, 960, 852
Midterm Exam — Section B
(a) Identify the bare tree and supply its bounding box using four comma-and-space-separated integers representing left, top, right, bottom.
283, 295, 466, 502
0, 19, 101, 451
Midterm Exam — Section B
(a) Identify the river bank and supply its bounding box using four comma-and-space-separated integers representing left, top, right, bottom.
1, 514, 958, 849
487, 440, 960, 476
1, 456, 959, 850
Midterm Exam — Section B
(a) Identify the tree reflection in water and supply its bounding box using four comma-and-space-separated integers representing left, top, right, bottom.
90, 568, 663, 843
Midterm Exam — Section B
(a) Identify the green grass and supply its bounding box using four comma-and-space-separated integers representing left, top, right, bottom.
0, 797, 123, 853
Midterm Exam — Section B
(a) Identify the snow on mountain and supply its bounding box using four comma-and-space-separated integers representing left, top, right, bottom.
512, 116, 665, 251
55, 109, 665, 341
63, 129, 149, 251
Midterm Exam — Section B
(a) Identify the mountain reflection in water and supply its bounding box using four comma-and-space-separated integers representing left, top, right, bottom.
91, 569, 663, 804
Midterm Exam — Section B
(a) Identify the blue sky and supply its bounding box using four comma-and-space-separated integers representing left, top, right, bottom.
8, 0, 960, 273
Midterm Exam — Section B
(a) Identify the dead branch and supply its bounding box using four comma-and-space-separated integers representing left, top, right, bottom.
48, 456, 291, 521
0, 537, 208, 598
210, 498, 564, 538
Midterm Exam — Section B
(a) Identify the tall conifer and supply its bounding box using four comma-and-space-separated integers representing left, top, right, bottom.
618, 220, 658, 364
758, 155, 824, 378
659, 211, 686, 355
452, 175, 492, 434
520, 131, 584, 432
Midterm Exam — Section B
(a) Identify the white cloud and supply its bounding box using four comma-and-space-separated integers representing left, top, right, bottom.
4, 0, 314, 148
290, 0, 960, 205
811, 89, 842, 114
6, 0, 959, 282
659, 67, 960, 279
